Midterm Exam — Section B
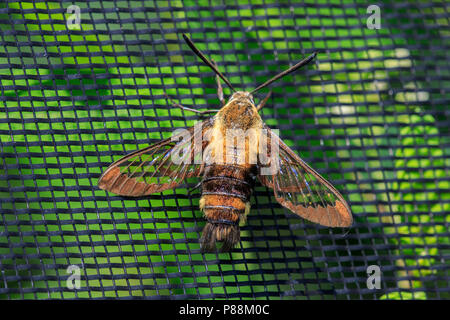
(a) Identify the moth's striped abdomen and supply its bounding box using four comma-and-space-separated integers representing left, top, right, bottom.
199, 164, 256, 252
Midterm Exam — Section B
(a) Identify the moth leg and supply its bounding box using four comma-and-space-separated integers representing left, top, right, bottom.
164, 92, 219, 115
256, 90, 273, 111
187, 181, 202, 194
211, 59, 225, 106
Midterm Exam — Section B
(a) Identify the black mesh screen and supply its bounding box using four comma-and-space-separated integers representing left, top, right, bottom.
0, 0, 448, 300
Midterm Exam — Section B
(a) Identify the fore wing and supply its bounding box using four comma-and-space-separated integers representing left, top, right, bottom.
258, 126, 352, 227
98, 117, 214, 197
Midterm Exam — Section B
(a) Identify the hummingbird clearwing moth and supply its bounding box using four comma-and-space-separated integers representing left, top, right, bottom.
98, 34, 353, 252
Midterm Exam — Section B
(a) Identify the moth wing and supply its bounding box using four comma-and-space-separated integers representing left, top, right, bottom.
98, 117, 214, 197
258, 126, 352, 227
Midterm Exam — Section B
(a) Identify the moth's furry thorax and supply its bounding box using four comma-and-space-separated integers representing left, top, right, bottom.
217, 91, 262, 130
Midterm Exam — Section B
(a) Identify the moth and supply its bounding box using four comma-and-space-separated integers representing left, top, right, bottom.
98, 34, 353, 252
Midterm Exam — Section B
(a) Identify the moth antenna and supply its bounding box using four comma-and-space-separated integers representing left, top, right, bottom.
182, 34, 236, 92
256, 90, 272, 111
251, 52, 317, 94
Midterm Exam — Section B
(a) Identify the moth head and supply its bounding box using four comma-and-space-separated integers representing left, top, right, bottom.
229, 91, 255, 105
